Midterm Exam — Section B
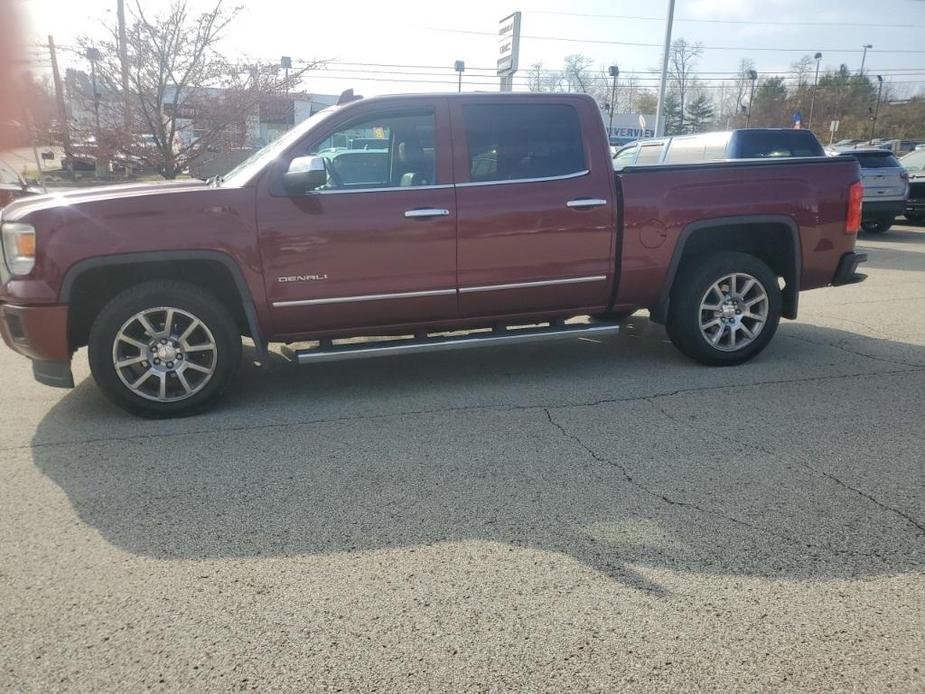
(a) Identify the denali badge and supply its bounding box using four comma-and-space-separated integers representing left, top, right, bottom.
278, 274, 328, 283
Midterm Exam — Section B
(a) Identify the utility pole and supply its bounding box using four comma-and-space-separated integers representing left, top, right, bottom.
745, 69, 758, 128
117, 0, 131, 133
280, 56, 292, 94
654, 0, 676, 137
608, 65, 619, 140
454, 60, 465, 92
860, 44, 872, 75
117, 0, 132, 175
86, 46, 104, 176
808, 52, 822, 131
870, 75, 883, 141
47, 35, 73, 169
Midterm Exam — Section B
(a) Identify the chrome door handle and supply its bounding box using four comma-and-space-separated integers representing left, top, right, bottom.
404, 208, 450, 218
566, 198, 608, 209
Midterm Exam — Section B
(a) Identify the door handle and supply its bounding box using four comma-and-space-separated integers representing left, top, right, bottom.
404, 208, 450, 218
566, 198, 608, 209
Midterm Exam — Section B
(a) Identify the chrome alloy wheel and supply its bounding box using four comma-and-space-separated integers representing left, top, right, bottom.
111, 306, 217, 402
698, 272, 769, 352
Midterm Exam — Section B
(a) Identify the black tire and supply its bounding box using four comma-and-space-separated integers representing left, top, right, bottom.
861, 216, 894, 234
904, 213, 925, 225
87, 281, 242, 417
666, 251, 782, 367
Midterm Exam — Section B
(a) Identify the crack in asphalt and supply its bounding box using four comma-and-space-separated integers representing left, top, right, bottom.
783, 333, 925, 369
540, 407, 865, 559
646, 399, 925, 538
6, 365, 925, 453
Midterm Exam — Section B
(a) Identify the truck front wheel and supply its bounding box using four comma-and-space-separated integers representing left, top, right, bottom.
87, 281, 242, 417
666, 252, 782, 366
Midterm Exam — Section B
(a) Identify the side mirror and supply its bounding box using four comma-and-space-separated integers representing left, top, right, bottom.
283, 156, 327, 195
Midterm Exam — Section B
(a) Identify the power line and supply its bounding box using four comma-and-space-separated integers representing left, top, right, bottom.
423, 27, 925, 54
526, 10, 925, 30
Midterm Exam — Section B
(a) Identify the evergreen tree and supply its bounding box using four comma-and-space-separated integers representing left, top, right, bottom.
686, 93, 715, 133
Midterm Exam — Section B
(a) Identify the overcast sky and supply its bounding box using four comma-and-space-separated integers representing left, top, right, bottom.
15, 0, 925, 97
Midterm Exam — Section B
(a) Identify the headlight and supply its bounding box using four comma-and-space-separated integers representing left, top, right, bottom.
1, 222, 36, 276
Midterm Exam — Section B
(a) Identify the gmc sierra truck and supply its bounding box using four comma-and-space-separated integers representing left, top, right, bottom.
0, 92, 867, 417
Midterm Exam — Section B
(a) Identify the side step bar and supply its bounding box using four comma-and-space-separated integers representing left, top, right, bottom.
284, 321, 620, 365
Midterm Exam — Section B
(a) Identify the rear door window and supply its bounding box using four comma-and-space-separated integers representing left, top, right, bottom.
462, 104, 586, 182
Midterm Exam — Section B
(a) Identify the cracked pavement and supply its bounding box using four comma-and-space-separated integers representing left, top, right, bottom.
2, 224, 924, 692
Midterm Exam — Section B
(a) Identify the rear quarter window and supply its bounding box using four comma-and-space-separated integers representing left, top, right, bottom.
635, 143, 664, 165
664, 133, 729, 164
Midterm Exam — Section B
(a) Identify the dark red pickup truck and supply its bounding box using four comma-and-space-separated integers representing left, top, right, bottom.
1, 92, 867, 417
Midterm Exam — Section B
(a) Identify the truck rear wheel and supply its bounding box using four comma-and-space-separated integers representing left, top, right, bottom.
87, 281, 241, 417
666, 252, 781, 366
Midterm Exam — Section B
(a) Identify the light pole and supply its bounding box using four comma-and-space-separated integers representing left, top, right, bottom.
608, 65, 619, 140
654, 0, 676, 137
86, 47, 102, 140
860, 44, 872, 74
454, 60, 465, 92
745, 69, 758, 127
870, 74, 883, 141
280, 56, 292, 95
808, 52, 822, 131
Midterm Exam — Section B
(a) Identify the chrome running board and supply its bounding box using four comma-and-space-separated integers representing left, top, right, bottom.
284, 321, 619, 365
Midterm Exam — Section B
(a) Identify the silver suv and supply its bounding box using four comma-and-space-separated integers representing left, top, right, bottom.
834, 149, 908, 234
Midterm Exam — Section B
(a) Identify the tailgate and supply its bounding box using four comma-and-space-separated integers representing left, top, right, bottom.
861, 169, 905, 198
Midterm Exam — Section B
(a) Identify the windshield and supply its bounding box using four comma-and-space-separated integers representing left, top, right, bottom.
901, 149, 925, 173
221, 106, 339, 187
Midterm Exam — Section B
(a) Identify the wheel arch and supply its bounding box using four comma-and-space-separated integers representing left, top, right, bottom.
60, 250, 268, 361
650, 215, 801, 324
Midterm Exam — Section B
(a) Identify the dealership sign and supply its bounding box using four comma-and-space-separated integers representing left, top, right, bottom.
605, 113, 659, 140
497, 12, 522, 76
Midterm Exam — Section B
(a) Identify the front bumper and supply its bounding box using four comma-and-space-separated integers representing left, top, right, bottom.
0, 303, 74, 388
831, 252, 868, 286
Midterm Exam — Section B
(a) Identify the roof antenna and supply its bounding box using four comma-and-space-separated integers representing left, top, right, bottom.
336, 89, 362, 105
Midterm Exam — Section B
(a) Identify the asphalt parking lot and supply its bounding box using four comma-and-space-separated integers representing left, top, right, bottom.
1, 223, 924, 692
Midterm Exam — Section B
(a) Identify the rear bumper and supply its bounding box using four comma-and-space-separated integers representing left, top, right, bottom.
831, 252, 868, 286
862, 199, 905, 218
906, 198, 925, 214
0, 303, 74, 388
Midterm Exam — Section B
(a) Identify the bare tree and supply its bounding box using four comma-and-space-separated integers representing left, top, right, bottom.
668, 39, 703, 134
731, 58, 756, 127
79, 0, 324, 178
526, 62, 563, 93
563, 54, 596, 93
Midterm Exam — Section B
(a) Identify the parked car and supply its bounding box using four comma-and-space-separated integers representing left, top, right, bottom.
0, 159, 44, 209
0, 92, 866, 417
613, 128, 826, 169
833, 149, 908, 233
900, 148, 925, 224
